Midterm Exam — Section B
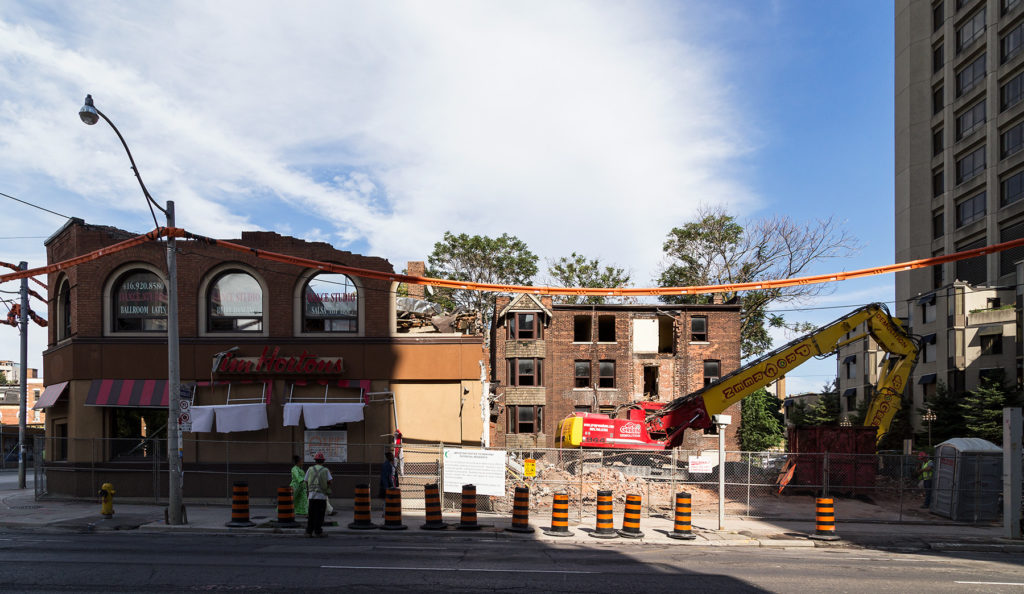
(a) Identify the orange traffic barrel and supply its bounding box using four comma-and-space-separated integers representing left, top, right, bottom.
275, 486, 301, 528
225, 482, 255, 527
456, 484, 482, 530
810, 497, 840, 541
505, 485, 535, 534
542, 491, 574, 537
590, 489, 618, 539
668, 491, 696, 540
381, 487, 408, 530
617, 493, 644, 538
420, 483, 447, 530
348, 483, 377, 530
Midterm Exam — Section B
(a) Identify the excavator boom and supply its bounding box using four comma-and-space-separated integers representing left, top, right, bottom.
653, 303, 919, 448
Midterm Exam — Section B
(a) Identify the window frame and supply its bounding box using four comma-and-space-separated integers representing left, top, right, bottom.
956, 191, 987, 227
955, 53, 986, 97
300, 272, 359, 334
574, 360, 591, 389
956, 8, 986, 53
690, 315, 708, 342
955, 146, 986, 184
509, 311, 541, 340
598, 360, 616, 389
205, 268, 266, 334
507, 357, 543, 387
1001, 169, 1024, 206
933, 209, 945, 239
704, 359, 721, 386
573, 315, 592, 342
980, 333, 1003, 355
110, 268, 168, 334
955, 100, 986, 140
1002, 70, 1024, 111
506, 405, 544, 435
597, 315, 616, 342
1003, 21, 1024, 63
1003, 121, 1024, 158
57, 277, 71, 341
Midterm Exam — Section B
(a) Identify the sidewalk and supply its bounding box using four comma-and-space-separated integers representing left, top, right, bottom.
0, 485, 1019, 552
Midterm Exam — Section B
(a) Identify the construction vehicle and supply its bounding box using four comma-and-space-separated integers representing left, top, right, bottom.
558, 303, 920, 449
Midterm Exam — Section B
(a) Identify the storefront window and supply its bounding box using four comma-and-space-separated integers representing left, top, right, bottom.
110, 408, 167, 460
112, 270, 167, 332
208, 271, 263, 332
302, 273, 358, 332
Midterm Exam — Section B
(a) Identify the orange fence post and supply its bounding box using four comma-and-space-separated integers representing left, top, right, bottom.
590, 489, 618, 539
542, 491, 574, 537
420, 483, 447, 530
617, 493, 644, 538
456, 484, 481, 530
347, 483, 377, 530
275, 486, 301, 528
505, 485, 535, 534
381, 487, 408, 530
668, 492, 696, 540
225, 481, 255, 527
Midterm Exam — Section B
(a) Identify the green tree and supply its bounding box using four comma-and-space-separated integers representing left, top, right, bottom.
804, 391, 840, 426
426, 232, 538, 314
738, 388, 785, 451
959, 372, 1022, 442
657, 205, 859, 357
0, 371, 8, 386
546, 253, 631, 305
787, 399, 809, 428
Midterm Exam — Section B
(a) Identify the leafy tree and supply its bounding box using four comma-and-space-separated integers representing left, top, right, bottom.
657, 205, 859, 357
0, 371, 8, 386
803, 391, 840, 426
787, 399, 809, 427
738, 388, 785, 451
546, 253, 631, 305
426, 232, 538, 314
959, 372, 1023, 443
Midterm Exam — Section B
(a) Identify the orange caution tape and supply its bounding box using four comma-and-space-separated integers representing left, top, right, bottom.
2, 226, 1023, 297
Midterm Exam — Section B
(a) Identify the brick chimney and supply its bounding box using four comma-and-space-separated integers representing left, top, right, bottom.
406, 261, 426, 299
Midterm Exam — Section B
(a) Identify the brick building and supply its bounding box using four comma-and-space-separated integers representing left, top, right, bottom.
490, 294, 743, 452
37, 219, 485, 498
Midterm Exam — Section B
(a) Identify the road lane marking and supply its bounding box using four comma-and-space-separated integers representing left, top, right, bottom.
323, 565, 597, 574
956, 582, 1024, 586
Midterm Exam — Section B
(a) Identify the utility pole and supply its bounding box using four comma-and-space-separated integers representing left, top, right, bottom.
18, 261, 27, 489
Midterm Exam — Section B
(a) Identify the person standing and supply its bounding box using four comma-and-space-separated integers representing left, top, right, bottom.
290, 455, 308, 516
915, 451, 934, 508
379, 450, 398, 497
304, 452, 332, 537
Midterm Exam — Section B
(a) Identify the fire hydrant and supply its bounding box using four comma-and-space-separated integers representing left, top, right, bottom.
99, 482, 115, 518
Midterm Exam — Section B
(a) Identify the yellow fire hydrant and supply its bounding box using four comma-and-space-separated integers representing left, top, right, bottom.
99, 482, 115, 518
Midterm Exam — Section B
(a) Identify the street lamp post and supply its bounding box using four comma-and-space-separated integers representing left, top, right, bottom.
923, 408, 936, 449
79, 95, 183, 525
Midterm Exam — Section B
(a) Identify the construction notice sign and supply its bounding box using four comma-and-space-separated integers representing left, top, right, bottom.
304, 430, 348, 463
524, 458, 536, 477
443, 449, 506, 496
688, 455, 713, 473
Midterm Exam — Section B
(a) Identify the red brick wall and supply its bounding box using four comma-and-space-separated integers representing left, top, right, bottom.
490, 300, 743, 451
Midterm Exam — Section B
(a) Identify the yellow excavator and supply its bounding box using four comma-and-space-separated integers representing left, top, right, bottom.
559, 303, 920, 449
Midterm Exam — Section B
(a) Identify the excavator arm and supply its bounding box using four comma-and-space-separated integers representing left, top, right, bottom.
652, 303, 920, 448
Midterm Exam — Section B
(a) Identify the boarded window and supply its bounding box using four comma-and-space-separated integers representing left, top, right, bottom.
632, 319, 658, 353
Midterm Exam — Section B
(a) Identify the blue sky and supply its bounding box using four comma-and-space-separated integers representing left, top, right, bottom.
0, 1, 895, 394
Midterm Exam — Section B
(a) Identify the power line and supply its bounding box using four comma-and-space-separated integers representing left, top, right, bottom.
0, 191, 71, 220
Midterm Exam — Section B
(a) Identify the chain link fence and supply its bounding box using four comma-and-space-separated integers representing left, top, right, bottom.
31, 437, 1008, 525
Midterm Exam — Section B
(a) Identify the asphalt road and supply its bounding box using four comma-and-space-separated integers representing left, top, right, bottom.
0, 529, 1022, 593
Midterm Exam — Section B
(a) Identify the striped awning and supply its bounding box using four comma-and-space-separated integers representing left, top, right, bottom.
85, 379, 168, 408
33, 381, 69, 409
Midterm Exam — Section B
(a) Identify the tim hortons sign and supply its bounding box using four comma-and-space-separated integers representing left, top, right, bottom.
216, 347, 344, 375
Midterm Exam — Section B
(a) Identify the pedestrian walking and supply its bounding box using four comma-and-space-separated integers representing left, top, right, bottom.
379, 450, 398, 497
915, 451, 934, 508
290, 455, 308, 516
304, 452, 332, 537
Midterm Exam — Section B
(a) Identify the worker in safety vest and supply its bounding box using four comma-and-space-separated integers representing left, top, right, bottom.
915, 451, 934, 508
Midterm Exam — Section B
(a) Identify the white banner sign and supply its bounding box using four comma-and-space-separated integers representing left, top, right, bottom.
442, 449, 506, 496
304, 430, 348, 463
688, 455, 713, 474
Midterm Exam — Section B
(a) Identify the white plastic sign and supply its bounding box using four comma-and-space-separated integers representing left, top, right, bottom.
442, 449, 506, 496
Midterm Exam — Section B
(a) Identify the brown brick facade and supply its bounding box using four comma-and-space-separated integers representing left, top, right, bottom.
490, 295, 743, 451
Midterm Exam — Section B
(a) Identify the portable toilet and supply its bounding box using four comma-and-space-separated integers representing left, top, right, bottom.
930, 438, 1002, 522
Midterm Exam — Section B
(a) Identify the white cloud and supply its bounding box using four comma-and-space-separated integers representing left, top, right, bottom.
0, 1, 762, 369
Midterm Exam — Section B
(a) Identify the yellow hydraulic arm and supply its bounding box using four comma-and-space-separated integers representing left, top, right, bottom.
653, 303, 920, 448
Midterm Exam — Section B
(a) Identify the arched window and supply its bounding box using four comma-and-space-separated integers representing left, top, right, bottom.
208, 271, 263, 332
112, 270, 167, 332
302, 273, 358, 333
57, 277, 71, 341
